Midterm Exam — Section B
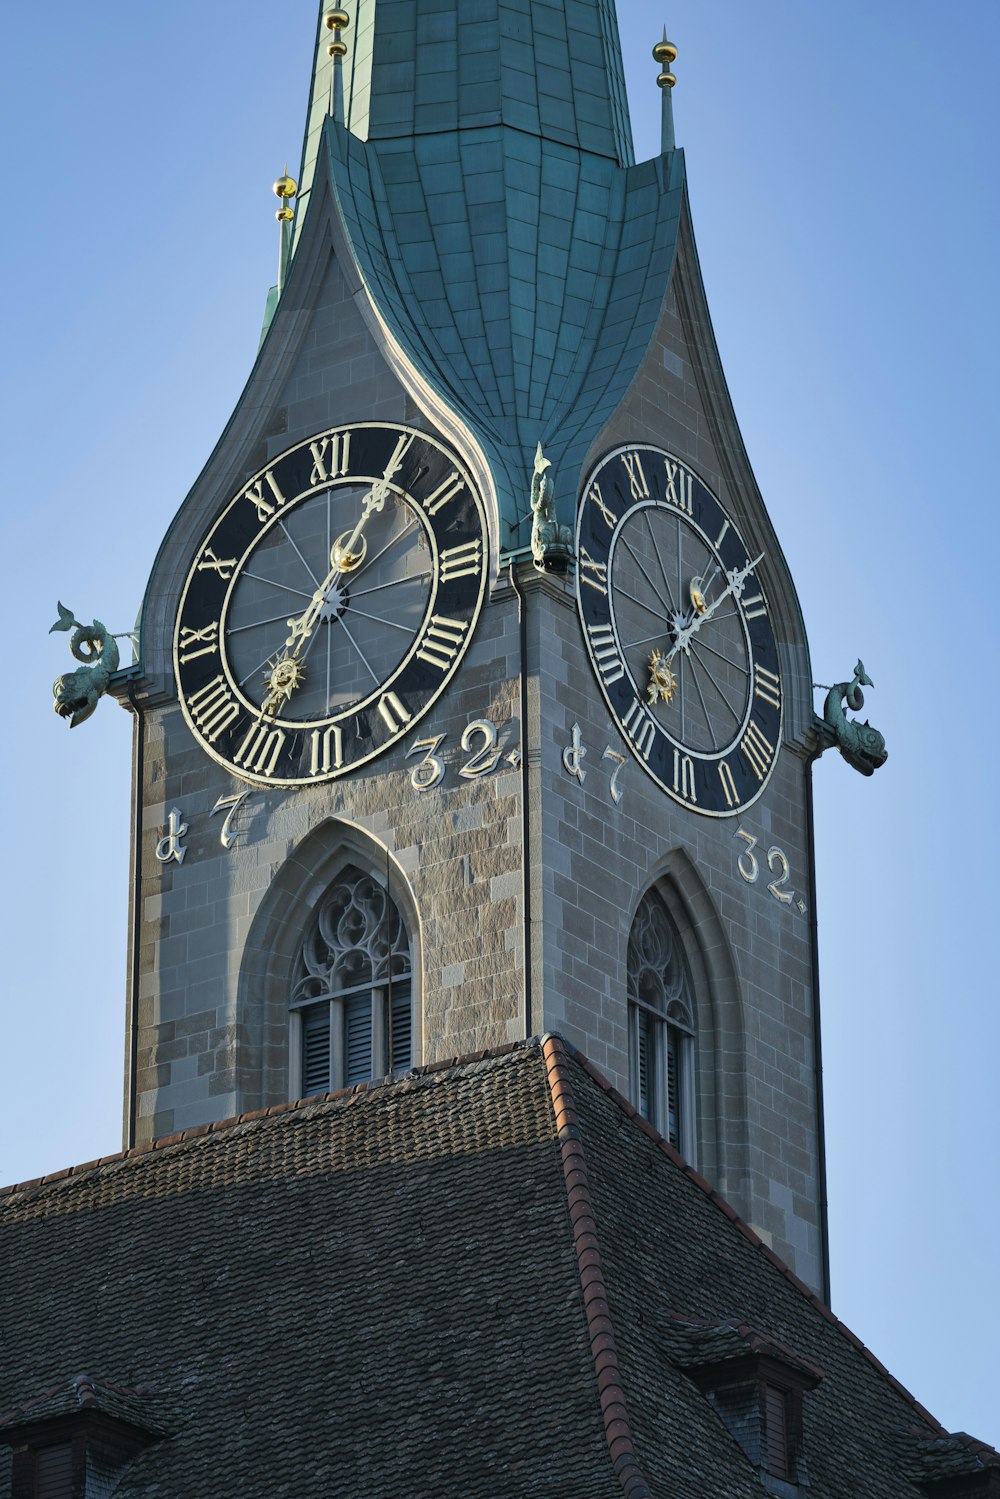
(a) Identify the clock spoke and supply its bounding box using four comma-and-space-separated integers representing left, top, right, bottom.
279, 519, 322, 589
695, 635, 750, 675
645, 510, 678, 616
241, 571, 315, 603
620, 627, 676, 651
336, 614, 380, 685
238, 647, 279, 691
344, 605, 413, 634
688, 643, 744, 727
618, 534, 674, 619
350, 570, 432, 602
352, 512, 417, 582
685, 647, 717, 740
227, 609, 298, 636
613, 583, 673, 627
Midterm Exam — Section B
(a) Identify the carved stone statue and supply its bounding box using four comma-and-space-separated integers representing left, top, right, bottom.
50, 602, 121, 727
530, 443, 573, 572
818, 659, 887, 777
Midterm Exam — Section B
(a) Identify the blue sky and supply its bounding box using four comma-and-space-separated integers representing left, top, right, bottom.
2, 0, 998, 1448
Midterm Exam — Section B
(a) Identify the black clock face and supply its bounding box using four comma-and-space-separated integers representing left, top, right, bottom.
576, 445, 782, 816
175, 423, 489, 786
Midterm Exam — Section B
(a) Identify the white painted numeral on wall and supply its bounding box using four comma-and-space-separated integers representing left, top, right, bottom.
460, 719, 502, 778
406, 734, 447, 791
187, 675, 239, 743
309, 725, 344, 777
586, 624, 625, 684
767, 847, 794, 903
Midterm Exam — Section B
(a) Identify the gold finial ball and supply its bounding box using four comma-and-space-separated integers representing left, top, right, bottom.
653, 38, 677, 66
276, 206, 295, 223
657, 70, 676, 89
327, 38, 348, 57
324, 8, 350, 30
273, 174, 298, 200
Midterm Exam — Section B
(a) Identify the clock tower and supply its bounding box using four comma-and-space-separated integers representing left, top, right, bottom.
120, 1, 828, 1295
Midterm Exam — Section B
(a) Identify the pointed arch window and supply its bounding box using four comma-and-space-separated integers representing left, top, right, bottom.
289, 865, 412, 1096
627, 888, 696, 1154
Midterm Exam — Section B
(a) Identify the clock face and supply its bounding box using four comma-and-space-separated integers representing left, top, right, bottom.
174, 423, 489, 786
576, 445, 782, 816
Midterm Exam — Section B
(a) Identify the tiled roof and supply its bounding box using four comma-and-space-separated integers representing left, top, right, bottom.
0, 1038, 988, 1497
655, 1312, 825, 1384
0, 1376, 173, 1440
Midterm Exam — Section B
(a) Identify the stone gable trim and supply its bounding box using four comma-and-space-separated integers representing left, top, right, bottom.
541, 1034, 653, 1499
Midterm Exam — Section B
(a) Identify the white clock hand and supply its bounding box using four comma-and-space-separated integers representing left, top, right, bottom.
661, 552, 765, 665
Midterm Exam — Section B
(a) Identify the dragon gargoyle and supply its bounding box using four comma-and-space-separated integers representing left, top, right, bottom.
819, 659, 887, 777
50, 602, 121, 727
530, 443, 574, 573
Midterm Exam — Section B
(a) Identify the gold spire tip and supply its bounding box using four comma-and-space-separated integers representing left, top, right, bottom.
324, 8, 350, 30
653, 25, 677, 86
273, 173, 298, 200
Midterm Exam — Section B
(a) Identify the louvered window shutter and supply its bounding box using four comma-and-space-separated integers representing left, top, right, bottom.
637, 1010, 653, 1121
764, 1384, 790, 1479
344, 994, 373, 1085
388, 982, 412, 1072
35, 1443, 73, 1499
302, 1002, 332, 1095
666, 1025, 680, 1148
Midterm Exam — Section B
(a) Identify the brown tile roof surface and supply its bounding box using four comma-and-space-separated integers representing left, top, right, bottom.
0, 1038, 986, 1497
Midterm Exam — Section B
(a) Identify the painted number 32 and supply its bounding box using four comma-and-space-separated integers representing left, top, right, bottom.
734, 828, 806, 913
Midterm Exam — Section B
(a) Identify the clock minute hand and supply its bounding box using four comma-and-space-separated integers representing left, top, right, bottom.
696, 552, 765, 629
661, 552, 765, 666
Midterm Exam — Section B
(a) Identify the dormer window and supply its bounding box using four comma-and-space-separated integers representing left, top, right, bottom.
661, 1314, 823, 1493
0, 1375, 166, 1499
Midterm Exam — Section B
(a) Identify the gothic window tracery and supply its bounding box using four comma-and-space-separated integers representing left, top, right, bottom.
627, 888, 695, 1153
289, 865, 412, 1095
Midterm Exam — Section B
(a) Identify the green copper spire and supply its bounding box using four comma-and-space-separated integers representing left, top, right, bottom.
296, 0, 634, 242
280, 1, 686, 549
